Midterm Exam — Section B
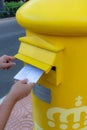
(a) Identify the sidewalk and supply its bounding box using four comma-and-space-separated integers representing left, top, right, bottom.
5, 95, 34, 130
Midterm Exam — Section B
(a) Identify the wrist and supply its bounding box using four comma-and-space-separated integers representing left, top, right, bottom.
7, 93, 18, 103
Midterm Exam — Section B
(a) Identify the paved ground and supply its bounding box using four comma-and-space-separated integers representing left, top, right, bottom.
5, 95, 34, 130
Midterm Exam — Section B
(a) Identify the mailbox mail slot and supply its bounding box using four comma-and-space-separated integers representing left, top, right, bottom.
15, 35, 64, 85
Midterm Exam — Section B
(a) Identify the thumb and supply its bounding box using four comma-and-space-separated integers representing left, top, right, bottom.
20, 79, 28, 84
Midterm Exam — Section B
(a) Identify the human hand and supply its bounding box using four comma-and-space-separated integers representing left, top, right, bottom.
0, 55, 16, 70
9, 79, 34, 102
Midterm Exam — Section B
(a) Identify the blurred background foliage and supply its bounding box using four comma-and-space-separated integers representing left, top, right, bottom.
0, 0, 28, 18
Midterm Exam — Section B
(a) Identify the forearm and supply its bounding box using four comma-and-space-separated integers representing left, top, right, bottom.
0, 79, 33, 130
0, 94, 17, 130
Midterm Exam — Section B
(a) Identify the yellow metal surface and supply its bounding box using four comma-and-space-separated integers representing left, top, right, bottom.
17, 42, 56, 65
15, 53, 51, 73
31, 36, 87, 130
19, 36, 64, 52
15, 0, 87, 130
16, 0, 87, 35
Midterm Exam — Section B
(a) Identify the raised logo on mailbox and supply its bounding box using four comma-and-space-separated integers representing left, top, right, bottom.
47, 96, 87, 130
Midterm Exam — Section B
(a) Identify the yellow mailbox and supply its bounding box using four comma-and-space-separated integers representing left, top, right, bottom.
15, 0, 87, 130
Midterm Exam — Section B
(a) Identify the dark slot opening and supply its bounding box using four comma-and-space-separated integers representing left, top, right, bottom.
51, 66, 56, 71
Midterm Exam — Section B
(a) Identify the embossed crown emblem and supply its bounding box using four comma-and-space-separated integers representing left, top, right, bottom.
47, 96, 87, 130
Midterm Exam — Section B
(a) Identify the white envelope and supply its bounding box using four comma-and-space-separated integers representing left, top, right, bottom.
14, 64, 44, 83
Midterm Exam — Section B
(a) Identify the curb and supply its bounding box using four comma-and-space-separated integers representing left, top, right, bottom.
0, 17, 15, 22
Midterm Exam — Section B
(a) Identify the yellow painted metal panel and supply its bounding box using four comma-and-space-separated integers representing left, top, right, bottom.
16, 0, 87, 35
19, 36, 64, 52
15, 53, 51, 73
18, 42, 56, 65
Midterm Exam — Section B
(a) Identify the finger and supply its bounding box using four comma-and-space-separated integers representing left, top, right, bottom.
2, 62, 16, 69
9, 62, 16, 66
20, 79, 28, 84
7, 62, 16, 66
5, 56, 16, 62
9, 56, 15, 60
